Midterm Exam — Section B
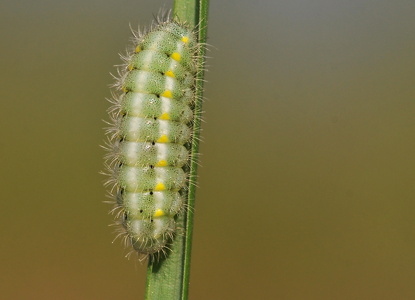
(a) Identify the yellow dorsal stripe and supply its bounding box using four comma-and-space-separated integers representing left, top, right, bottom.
155, 160, 167, 167
165, 70, 175, 78
154, 183, 165, 191
161, 90, 173, 98
153, 209, 165, 217
159, 113, 170, 120
157, 134, 169, 143
171, 52, 181, 62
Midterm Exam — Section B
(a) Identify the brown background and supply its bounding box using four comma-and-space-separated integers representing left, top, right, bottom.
1, 0, 415, 299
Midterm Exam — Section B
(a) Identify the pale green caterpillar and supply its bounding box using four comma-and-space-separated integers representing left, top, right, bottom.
104, 16, 198, 258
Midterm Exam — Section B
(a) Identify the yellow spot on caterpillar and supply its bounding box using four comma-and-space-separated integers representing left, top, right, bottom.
153, 209, 165, 217
157, 134, 169, 143
161, 90, 173, 98
135, 45, 141, 53
159, 112, 170, 120
171, 52, 181, 62
165, 70, 175, 78
122, 86, 128, 93
155, 160, 167, 167
155, 183, 166, 191
181, 36, 189, 44
128, 64, 134, 71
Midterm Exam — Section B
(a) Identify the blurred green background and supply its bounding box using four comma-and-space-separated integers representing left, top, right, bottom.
1, 0, 415, 299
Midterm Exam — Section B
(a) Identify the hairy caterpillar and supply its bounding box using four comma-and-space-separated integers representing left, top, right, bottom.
103, 15, 199, 258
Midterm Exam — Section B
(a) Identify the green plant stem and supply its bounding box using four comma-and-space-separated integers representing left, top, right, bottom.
144, 0, 209, 299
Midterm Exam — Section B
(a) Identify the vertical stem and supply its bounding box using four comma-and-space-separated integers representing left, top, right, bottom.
145, 1, 209, 299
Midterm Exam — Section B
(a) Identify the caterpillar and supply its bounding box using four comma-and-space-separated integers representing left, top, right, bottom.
103, 15, 199, 258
